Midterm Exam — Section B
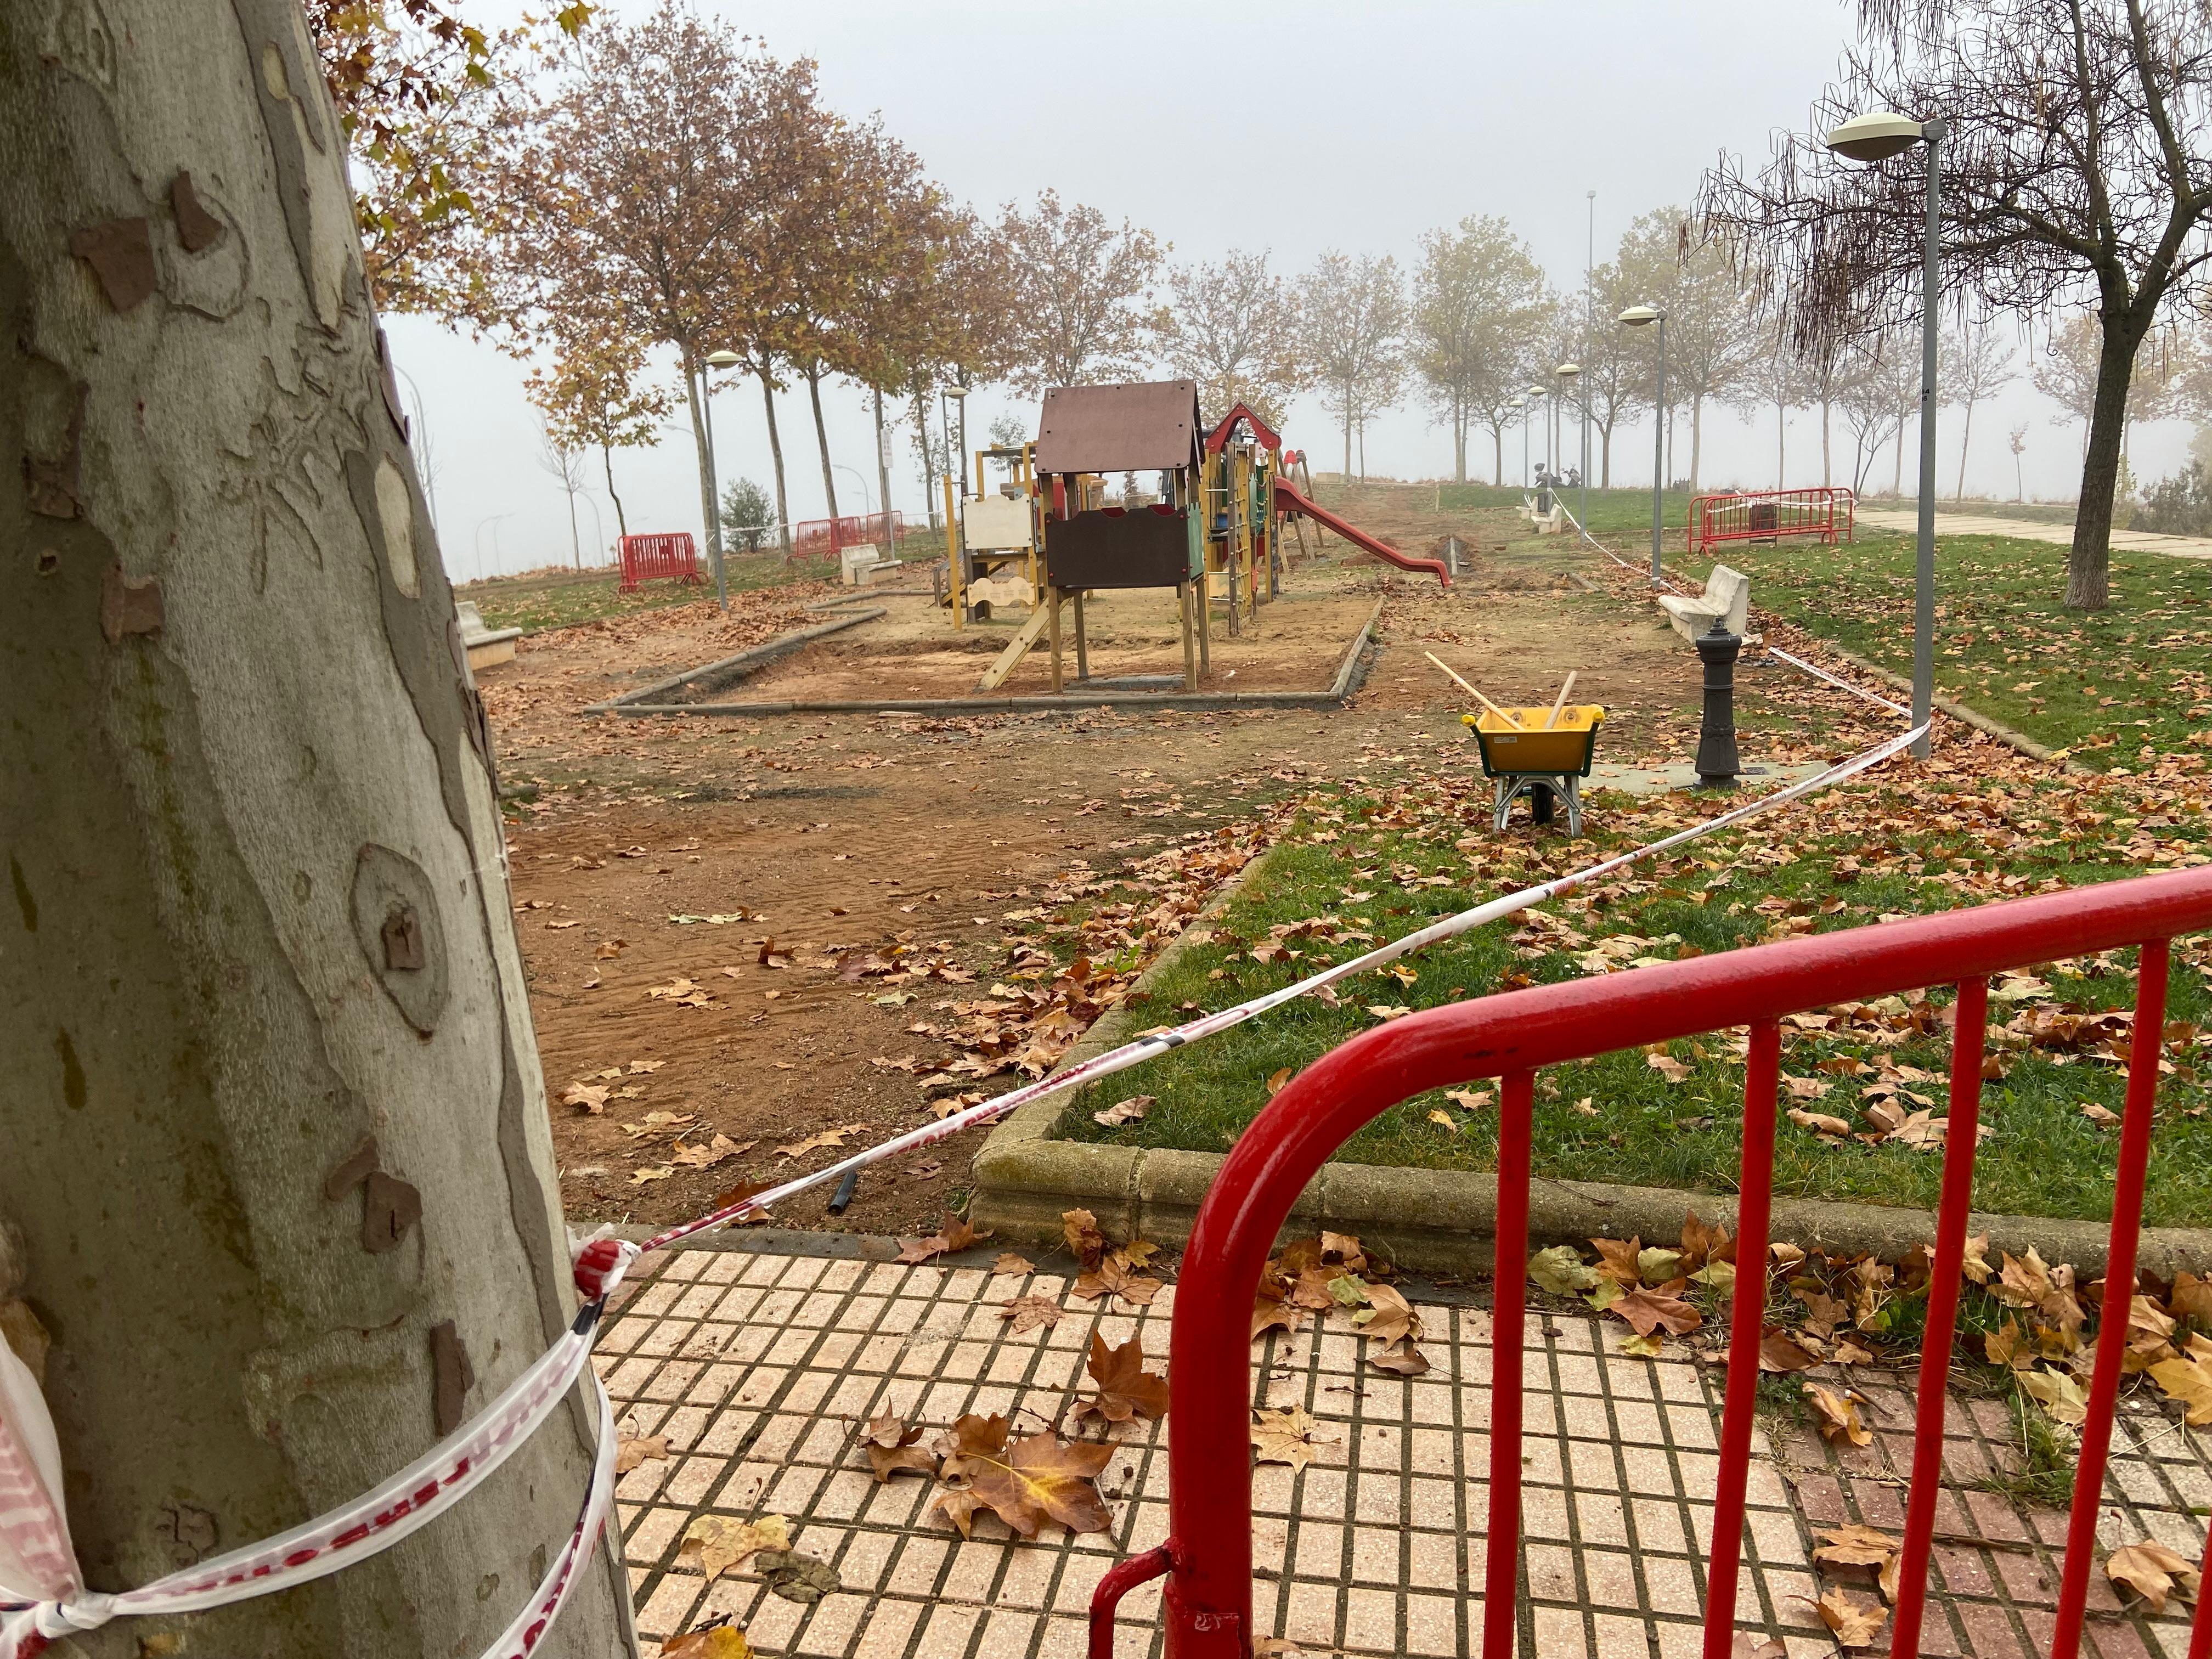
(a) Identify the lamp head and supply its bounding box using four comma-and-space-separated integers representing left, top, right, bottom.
1618, 305, 1661, 327
1824, 110, 1928, 161
1556, 363, 1581, 379
1527, 385, 1547, 398
944, 385, 969, 400
703, 349, 742, 368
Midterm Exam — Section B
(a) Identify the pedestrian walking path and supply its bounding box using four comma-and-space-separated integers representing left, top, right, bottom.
600, 1234, 2208, 1659
1856, 507, 2212, 560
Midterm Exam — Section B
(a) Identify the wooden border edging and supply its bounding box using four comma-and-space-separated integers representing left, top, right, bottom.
603, 597, 1387, 719
583, 607, 885, 712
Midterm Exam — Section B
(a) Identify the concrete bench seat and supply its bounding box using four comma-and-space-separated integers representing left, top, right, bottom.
455, 600, 522, 671
1659, 563, 1750, 641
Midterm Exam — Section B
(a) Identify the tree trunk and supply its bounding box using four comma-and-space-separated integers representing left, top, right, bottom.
802, 362, 837, 521
1776, 400, 1786, 489
1891, 410, 1906, 495
601, 443, 629, 539
756, 357, 791, 554
1689, 395, 1703, 493
872, 385, 893, 532
679, 352, 722, 569
565, 486, 581, 569
1820, 399, 1832, 487
1599, 418, 1613, 488
2069, 318, 2145, 610
909, 374, 938, 533
1453, 394, 1466, 484
1955, 396, 1976, 501
0, 7, 636, 1659
1493, 427, 1504, 486
1341, 380, 1352, 479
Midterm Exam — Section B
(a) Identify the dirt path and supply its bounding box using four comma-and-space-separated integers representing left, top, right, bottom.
484, 493, 1858, 1242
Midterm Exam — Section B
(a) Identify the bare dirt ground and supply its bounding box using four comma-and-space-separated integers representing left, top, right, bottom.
483, 484, 1848, 1242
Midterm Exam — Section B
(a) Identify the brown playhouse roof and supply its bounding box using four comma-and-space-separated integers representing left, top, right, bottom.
1033, 380, 1203, 476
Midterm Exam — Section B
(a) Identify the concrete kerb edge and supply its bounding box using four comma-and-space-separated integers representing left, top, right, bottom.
968, 830, 2212, 1279
582, 607, 886, 713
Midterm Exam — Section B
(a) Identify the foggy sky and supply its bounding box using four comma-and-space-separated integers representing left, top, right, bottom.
385, 0, 2172, 580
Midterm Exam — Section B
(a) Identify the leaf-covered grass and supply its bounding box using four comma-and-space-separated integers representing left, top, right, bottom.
1708, 531, 2212, 770
1059, 765, 2212, 1226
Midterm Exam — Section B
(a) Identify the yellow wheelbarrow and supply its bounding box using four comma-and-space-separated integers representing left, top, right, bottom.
1462, 705, 1605, 836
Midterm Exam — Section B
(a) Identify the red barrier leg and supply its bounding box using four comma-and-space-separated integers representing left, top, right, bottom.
1701, 1020, 1780, 1659
1891, 978, 1990, 1659
1482, 1070, 1535, 1659
2052, 940, 2171, 1659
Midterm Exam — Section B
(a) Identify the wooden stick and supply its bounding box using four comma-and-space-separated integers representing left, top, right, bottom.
1423, 652, 1525, 729
1544, 671, 1578, 730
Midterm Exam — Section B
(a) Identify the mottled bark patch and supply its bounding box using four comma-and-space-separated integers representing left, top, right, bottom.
170, 171, 224, 253
98, 565, 163, 640
68, 217, 156, 311
430, 1321, 473, 1435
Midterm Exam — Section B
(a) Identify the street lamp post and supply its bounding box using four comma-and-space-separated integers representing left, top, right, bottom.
701, 348, 744, 612
834, 463, 874, 518
1619, 306, 1666, 580
1511, 396, 1527, 486
1825, 109, 1944, 760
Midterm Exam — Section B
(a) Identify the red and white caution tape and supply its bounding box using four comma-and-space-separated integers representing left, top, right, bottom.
0, 546, 1933, 1657
2, 1310, 599, 1657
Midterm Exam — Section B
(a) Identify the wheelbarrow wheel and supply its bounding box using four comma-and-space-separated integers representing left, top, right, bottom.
1530, 781, 1555, 826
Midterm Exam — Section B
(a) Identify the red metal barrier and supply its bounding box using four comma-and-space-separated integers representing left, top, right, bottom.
616, 532, 703, 594
1111, 865, 2212, 1659
1687, 486, 1854, 555
789, 511, 910, 560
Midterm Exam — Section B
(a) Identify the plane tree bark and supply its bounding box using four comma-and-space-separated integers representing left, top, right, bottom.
0, 4, 635, 1656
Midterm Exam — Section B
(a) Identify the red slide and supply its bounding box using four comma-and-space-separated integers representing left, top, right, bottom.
1274, 479, 1451, 586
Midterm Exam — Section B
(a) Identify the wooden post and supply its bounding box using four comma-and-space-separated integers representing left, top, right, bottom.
1181, 581, 1198, 690
1197, 569, 1211, 675
1073, 590, 1089, 682
943, 471, 963, 631
1048, 586, 1063, 693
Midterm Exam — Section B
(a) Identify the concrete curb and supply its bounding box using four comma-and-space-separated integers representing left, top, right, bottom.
969, 818, 2212, 1279
603, 596, 1387, 720
583, 607, 885, 712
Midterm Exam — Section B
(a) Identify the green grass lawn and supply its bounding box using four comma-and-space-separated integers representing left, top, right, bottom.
1055, 770, 2212, 1226
461, 550, 862, 633
1440, 481, 1700, 540
1711, 531, 2212, 769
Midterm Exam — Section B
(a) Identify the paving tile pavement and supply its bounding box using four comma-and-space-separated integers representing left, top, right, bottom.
596, 1239, 2211, 1659
1854, 508, 2212, 560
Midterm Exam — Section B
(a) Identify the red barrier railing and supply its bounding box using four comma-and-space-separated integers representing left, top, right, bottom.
789, 511, 910, 560
1098, 865, 2212, 1659
616, 532, 703, 594
1687, 486, 1854, 555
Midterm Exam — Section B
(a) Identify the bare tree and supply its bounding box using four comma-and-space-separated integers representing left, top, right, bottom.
537, 428, 594, 567
1945, 317, 2019, 498
1, 5, 633, 1657
2036, 309, 2185, 468
1408, 218, 1550, 483
1837, 333, 1922, 494
1617, 210, 1756, 492
1701, 0, 2212, 608
1157, 250, 1306, 422
1730, 328, 1819, 488
2010, 422, 2031, 499
998, 191, 1165, 392
1577, 258, 1650, 486
1299, 253, 1406, 479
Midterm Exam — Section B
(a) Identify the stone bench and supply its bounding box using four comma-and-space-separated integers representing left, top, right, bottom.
455, 600, 522, 672
1659, 563, 1750, 642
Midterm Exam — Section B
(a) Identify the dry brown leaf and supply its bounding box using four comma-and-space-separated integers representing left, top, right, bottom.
897, 1211, 991, 1265
1251, 1404, 1328, 1471
1812, 1523, 1899, 1571
676, 1513, 791, 1581
615, 1434, 669, 1474
1813, 1588, 1888, 1649
1646, 1052, 1692, 1083
1590, 1237, 1644, 1286
1000, 1294, 1063, 1334
1757, 1330, 1821, 1373
561, 1081, 611, 1114
1063, 1207, 1107, 1270
1611, 1286, 1702, 1337
2106, 1540, 2201, 1613
2149, 1354, 2212, 1424
861, 1412, 937, 1482
1352, 1283, 1420, 1348
1073, 1332, 1171, 1425
1252, 1299, 1307, 1340
1788, 1108, 1853, 1138
1805, 1383, 1873, 1447
1093, 1095, 1154, 1127
662, 1625, 753, 1659
935, 1413, 1112, 1538
991, 1251, 1036, 1276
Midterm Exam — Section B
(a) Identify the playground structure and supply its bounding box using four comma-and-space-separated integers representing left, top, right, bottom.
1685, 485, 1854, 555
946, 382, 1450, 693
616, 531, 703, 594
